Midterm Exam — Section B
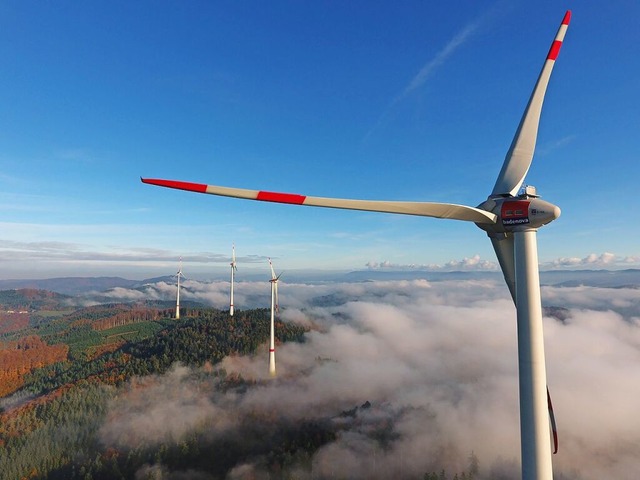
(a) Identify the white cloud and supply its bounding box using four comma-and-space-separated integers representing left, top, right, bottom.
97, 278, 640, 479
366, 254, 498, 271
546, 251, 632, 269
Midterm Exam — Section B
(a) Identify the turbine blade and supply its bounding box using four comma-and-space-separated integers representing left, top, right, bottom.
548, 387, 559, 454
141, 178, 497, 225
491, 11, 571, 197
274, 281, 279, 314
268, 258, 277, 280
490, 234, 516, 304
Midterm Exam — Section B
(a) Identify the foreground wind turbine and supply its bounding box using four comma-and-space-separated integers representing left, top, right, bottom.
175, 258, 184, 320
268, 258, 280, 378
142, 11, 570, 479
230, 244, 237, 316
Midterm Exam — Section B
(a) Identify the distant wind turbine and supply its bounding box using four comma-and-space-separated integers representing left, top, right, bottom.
175, 258, 184, 320
143, 11, 571, 479
268, 258, 281, 378
230, 244, 237, 316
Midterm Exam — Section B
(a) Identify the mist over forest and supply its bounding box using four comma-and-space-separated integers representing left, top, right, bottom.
1, 275, 639, 479
88, 277, 640, 478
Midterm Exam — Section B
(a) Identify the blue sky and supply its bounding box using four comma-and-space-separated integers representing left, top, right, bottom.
1, 1, 638, 279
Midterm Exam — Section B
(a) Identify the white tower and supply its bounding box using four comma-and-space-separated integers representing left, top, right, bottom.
175, 258, 184, 320
268, 258, 280, 377
230, 244, 237, 316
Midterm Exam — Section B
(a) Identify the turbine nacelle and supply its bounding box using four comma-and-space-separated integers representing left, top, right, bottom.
476, 191, 561, 236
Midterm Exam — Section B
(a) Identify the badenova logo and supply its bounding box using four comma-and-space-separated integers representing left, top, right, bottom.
501, 200, 530, 226
503, 217, 530, 225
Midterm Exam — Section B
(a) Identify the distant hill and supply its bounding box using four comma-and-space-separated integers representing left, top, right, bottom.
539, 269, 640, 288
0, 277, 141, 295
342, 268, 640, 288
343, 270, 499, 282
0, 289, 72, 310
0, 269, 638, 298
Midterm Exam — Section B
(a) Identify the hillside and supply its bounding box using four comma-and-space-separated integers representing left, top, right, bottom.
0, 288, 72, 311
0, 277, 143, 296
1, 288, 476, 480
0, 299, 480, 480
0, 298, 319, 480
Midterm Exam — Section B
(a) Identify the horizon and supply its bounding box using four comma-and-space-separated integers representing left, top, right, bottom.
1, 266, 639, 298
2, 263, 640, 284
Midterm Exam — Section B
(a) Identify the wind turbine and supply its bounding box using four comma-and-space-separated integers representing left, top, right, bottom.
175, 257, 185, 320
142, 11, 571, 479
268, 258, 280, 378
230, 244, 237, 316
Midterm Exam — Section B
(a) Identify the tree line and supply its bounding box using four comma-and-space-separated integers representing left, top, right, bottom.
0, 336, 68, 397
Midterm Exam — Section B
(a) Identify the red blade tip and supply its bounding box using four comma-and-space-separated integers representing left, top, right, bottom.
141, 178, 208, 193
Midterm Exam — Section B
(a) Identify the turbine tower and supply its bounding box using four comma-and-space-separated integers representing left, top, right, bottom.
175, 258, 184, 320
268, 258, 280, 378
230, 244, 237, 316
142, 11, 571, 479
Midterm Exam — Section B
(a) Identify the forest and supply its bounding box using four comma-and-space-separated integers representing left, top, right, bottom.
0, 289, 478, 479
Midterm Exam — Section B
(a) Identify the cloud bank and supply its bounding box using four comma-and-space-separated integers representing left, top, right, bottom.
544, 252, 640, 269
366, 254, 498, 271
97, 278, 640, 479
1, 233, 638, 280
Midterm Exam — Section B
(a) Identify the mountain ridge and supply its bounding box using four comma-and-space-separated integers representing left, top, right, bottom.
0, 268, 638, 296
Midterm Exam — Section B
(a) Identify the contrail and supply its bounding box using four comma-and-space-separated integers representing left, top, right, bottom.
363, 6, 502, 143
398, 21, 480, 102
